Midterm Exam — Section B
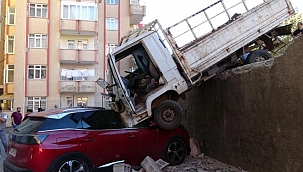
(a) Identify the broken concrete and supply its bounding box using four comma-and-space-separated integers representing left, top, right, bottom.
141, 156, 162, 172
190, 138, 202, 156
113, 163, 131, 172
180, 36, 303, 172
163, 154, 247, 172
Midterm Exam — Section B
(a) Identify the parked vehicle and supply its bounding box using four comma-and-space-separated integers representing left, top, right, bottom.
3, 108, 190, 172
97, 0, 295, 130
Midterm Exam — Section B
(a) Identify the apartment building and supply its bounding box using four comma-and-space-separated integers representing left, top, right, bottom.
0, 0, 15, 111
8, 0, 145, 112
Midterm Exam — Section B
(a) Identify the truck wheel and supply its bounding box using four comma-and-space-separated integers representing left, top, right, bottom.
153, 100, 183, 130
246, 49, 272, 64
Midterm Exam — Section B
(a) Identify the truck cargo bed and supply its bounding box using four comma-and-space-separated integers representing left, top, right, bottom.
164, 0, 295, 85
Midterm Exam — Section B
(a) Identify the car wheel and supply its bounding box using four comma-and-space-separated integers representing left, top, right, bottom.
153, 100, 183, 130
162, 138, 187, 165
246, 49, 272, 64
52, 157, 90, 172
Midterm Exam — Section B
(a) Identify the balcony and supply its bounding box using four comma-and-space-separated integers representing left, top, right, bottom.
60, 81, 78, 93
60, 19, 97, 36
60, 49, 97, 64
130, 4, 146, 25
60, 81, 96, 93
60, 69, 96, 93
79, 81, 96, 92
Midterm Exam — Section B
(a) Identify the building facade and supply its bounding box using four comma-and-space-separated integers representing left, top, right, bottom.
0, 0, 15, 110
8, 0, 145, 112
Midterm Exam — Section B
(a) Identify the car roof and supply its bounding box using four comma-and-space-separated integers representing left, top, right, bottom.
27, 107, 104, 119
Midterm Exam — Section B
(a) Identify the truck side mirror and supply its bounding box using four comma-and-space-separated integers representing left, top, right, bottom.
96, 78, 109, 89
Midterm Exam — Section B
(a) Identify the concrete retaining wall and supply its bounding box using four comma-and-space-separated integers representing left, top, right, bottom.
180, 36, 303, 172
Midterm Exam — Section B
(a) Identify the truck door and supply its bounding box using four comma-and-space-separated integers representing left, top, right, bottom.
108, 55, 136, 114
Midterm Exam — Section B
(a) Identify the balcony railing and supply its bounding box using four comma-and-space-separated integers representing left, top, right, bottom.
60, 48, 97, 64
60, 81, 96, 93
60, 81, 78, 92
60, 76, 97, 81
60, 19, 97, 36
79, 81, 96, 92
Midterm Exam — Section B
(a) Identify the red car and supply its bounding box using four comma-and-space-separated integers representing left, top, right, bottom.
3, 108, 190, 172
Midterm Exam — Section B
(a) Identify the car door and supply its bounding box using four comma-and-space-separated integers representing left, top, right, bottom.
75, 110, 126, 167
124, 120, 157, 165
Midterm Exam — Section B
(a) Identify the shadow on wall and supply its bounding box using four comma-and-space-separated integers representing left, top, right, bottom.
180, 36, 303, 172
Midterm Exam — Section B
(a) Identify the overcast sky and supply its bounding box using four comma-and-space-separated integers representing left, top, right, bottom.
140, 0, 302, 28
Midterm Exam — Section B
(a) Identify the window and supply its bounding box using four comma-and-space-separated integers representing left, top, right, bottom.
106, 18, 118, 30
68, 40, 75, 49
29, 4, 47, 18
39, 113, 82, 131
27, 97, 46, 111
82, 110, 118, 129
66, 39, 88, 50
61, 2, 96, 21
77, 40, 88, 50
67, 97, 73, 107
28, 65, 46, 79
6, 35, 15, 54
106, 0, 118, 4
77, 97, 87, 107
106, 44, 118, 55
4, 65, 14, 83
29, 34, 47, 48
7, 7, 15, 25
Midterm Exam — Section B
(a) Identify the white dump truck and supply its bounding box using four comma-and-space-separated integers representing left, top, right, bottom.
97, 0, 295, 130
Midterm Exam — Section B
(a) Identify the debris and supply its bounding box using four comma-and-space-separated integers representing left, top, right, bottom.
155, 159, 169, 169
190, 138, 201, 156
163, 155, 247, 172
113, 163, 131, 172
141, 156, 162, 172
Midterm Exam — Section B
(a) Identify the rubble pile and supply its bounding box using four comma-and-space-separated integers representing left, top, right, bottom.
163, 154, 246, 172
114, 138, 247, 172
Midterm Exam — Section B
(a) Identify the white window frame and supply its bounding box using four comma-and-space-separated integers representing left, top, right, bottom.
106, 0, 118, 5
68, 40, 75, 49
29, 4, 48, 18
77, 40, 88, 50
28, 65, 46, 79
61, 2, 97, 21
28, 34, 47, 48
7, 7, 16, 25
77, 97, 88, 107
6, 35, 15, 54
4, 64, 14, 83
106, 18, 118, 30
27, 97, 46, 112
67, 97, 73, 107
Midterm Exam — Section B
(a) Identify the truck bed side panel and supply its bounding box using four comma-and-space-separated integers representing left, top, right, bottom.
170, 0, 294, 84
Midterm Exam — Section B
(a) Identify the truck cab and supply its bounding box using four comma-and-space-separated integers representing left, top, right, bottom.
98, 29, 188, 130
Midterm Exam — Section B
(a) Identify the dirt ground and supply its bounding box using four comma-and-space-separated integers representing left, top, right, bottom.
180, 36, 303, 172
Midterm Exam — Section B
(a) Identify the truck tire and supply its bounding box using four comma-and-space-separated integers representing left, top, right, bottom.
153, 100, 183, 130
246, 49, 272, 64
